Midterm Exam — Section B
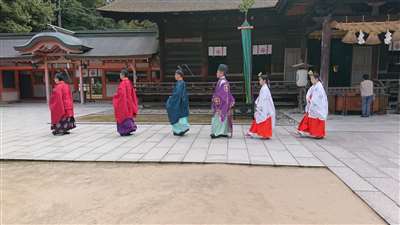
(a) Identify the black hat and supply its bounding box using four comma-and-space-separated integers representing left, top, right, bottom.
217, 64, 228, 74
175, 69, 184, 76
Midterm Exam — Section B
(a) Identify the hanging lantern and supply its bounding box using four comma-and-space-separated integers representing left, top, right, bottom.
392, 31, 400, 41
342, 30, 357, 44
366, 32, 381, 45
358, 30, 366, 45
384, 30, 392, 45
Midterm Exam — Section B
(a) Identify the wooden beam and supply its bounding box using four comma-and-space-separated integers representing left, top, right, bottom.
0, 66, 39, 70
320, 15, 332, 90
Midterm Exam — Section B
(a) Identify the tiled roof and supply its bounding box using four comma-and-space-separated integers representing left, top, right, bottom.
0, 30, 158, 59
98, 0, 279, 13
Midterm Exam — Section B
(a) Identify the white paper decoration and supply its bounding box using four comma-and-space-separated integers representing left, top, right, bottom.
358, 30, 366, 45
384, 30, 392, 45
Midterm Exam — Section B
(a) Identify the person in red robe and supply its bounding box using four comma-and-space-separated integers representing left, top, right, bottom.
113, 69, 138, 136
49, 72, 76, 136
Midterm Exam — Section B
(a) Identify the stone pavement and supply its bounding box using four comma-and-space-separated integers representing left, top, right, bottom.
1, 103, 399, 224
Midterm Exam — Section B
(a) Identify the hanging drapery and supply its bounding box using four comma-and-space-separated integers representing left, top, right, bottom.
238, 20, 254, 104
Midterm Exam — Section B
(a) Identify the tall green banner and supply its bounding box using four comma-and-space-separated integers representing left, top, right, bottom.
239, 20, 253, 104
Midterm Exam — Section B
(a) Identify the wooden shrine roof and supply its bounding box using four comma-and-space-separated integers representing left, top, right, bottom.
14, 32, 92, 53
0, 30, 158, 60
98, 0, 279, 13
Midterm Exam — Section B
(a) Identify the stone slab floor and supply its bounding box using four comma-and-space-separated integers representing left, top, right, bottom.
1, 103, 399, 224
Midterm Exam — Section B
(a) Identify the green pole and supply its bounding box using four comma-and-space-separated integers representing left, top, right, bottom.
239, 20, 253, 104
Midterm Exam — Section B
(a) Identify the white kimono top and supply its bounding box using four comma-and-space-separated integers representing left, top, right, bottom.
305, 81, 328, 120
254, 84, 276, 127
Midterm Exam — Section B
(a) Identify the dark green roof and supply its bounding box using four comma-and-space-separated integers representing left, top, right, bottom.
0, 30, 158, 59
14, 32, 92, 52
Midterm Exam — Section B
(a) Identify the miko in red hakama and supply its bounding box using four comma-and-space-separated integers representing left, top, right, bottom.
297, 113, 325, 138
113, 77, 138, 136
247, 82, 275, 139
49, 81, 76, 135
297, 81, 328, 139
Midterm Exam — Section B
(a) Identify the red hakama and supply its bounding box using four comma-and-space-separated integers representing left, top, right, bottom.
249, 116, 273, 139
49, 81, 75, 135
113, 78, 138, 136
297, 113, 325, 138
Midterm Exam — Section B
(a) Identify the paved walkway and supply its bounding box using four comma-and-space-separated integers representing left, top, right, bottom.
1, 103, 399, 224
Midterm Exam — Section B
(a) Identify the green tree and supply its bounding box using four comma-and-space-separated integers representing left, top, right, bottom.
0, 0, 54, 33
0, 0, 156, 33
59, 0, 113, 30
115, 20, 157, 30
60, 0, 156, 31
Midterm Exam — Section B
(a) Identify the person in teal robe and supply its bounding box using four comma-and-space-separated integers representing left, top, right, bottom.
166, 69, 190, 136
210, 64, 235, 138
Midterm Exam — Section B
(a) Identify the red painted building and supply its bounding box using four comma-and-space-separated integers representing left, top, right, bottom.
0, 28, 159, 103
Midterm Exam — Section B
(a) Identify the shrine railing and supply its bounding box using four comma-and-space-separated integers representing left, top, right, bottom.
378, 79, 399, 109
135, 81, 298, 107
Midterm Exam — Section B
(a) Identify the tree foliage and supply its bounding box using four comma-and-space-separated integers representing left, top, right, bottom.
0, 0, 55, 33
58, 0, 156, 31
59, 0, 116, 30
0, 0, 156, 33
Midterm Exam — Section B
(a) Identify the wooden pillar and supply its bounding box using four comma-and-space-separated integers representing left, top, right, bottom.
0, 70, 3, 101
129, 60, 137, 87
371, 46, 379, 80
29, 70, 34, 97
201, 19, 209, 81
319, 15, 332, 90
300, 34, 308, 64
44, 59, 50, 103
397, 80, 400, 114
158, 21, 166, 82
147, 59, 152, 82
15, 70, 20, 100
101, 69, 106, 98
298, 31, 309, 112
78, 63, 84, 104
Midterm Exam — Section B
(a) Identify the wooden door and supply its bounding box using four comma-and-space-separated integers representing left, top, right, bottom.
351, 46, 372, 85
284, 48, 302, 81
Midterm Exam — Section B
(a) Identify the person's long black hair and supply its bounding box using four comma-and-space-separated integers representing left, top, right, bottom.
311, 72, 322, 83
55, 70, 71, 83
258, 72, 271, 88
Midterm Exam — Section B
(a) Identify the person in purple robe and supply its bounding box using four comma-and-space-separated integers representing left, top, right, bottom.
210, 64, 235, 138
